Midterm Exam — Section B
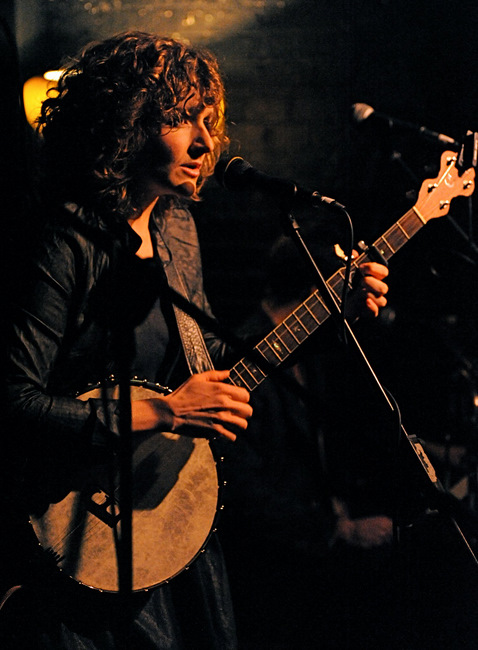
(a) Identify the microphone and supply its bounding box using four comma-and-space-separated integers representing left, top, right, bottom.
214, 156, 344, 209
351, 103, 459, 147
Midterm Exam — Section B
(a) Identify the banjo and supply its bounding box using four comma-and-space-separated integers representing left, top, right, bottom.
29, 150, 475, 592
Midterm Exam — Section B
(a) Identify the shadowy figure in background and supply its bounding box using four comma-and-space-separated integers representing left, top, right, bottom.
218, 221, 398, 649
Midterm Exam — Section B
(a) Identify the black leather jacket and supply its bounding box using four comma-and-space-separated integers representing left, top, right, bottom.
1, 201, 238, 650
4, 201, 228, 500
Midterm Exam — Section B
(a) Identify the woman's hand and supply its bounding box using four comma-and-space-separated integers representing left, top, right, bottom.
131, 369, 252, 441
346, 261, 389, 319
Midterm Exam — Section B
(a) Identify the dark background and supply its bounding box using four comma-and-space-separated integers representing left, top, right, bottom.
2, 1, 478, 645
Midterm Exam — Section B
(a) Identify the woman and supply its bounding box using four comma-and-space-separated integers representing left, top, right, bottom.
1, 31, 252, 649
1, 30, 388, 649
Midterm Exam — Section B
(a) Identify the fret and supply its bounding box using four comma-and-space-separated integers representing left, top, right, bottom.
350, 261, 362, 286
246, 361, 267, 384
382, 234, 395, 254
325, 279, 342, 305
274, 322, 297, 353
257, 338, 284, 366
329, 266, 353, 297
384, 224, 408, 254
304, 292, 331, 324
375, 209, 422, 262
239, 360, 263, 385
228, 363, 254, 390
397, 221, 410, 241
284, 312, 311, 342
229, 360, 266, 390
283, 320, 300, 344
228, 368, 249, 390
401, 209, 426, 238
327, 271, 342, 295
303, 303, 320, 330
336, 267, 346, 281
263, 330, 291, 361
374, 236, 394, 259
293, 305, 315, 335
351, 259, 363, 275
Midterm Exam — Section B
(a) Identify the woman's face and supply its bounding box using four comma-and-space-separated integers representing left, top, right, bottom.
140, 100, 216, 201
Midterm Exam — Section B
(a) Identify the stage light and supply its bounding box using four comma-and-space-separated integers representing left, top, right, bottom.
23, 70, 62, 127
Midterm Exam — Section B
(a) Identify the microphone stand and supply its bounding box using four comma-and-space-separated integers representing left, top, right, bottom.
277, 202, 478, 566
115, 328, 134, 647
106, 238, 136, 650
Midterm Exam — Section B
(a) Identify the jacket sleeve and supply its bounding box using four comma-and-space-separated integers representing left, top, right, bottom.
4, 227, 118, 457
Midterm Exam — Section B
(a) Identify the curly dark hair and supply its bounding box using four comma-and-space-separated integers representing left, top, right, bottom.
38, 31, 228, 219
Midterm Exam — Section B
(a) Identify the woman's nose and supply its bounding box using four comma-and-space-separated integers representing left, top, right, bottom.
193, 122, 214, 153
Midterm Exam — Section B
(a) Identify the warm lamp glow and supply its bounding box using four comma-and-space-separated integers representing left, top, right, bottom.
43, 69, 64, 82
23, 70, 62, 127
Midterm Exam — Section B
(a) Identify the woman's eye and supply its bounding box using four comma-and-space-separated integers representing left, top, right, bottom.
203, 116, 217, 133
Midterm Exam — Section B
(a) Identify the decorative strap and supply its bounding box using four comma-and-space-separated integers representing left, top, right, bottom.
162, 257, 214, 375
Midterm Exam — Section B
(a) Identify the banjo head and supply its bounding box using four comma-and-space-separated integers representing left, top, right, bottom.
30, 379, 222, 592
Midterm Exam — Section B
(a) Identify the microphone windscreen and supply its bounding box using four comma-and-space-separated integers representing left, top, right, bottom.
214, 156, 252, 190
350, 103, 375, 124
